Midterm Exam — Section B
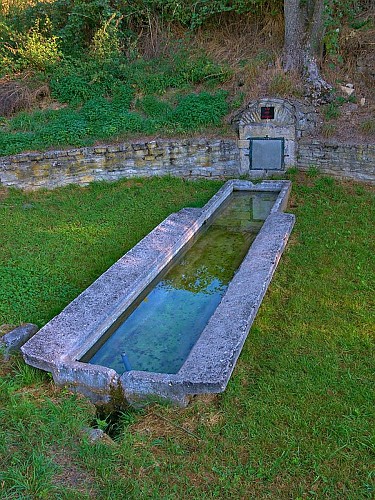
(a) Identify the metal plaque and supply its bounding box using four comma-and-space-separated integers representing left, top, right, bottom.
261, 106, 275, 119
249, 137, 284, 170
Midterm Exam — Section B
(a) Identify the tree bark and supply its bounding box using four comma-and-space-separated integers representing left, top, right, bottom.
309, 0, 326, 58
283, 0, 306, 73
283, 0, 332, 103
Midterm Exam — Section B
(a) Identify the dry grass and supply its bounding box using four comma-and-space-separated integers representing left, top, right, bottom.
339, 23, 375, 95
194, 13, 284, 67
0, 78, 49, 116
126, 16, 175, 59
323, 10, 375, 101
319, 10, 375, 144
321, 122, 337, 138
317, 101, 375, 143
192, 14, 305, 105
0, 323, 14, 336
360, 118, 375, 135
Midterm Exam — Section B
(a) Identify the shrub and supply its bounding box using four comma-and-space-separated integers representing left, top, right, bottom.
50, 61, 123, 105
173, 91, 228, 130
35, 109, 89, 146
111, 84, 134, 110
80, 97, 113, 122
90, 14, 122, 61
16, 19, 61, 71
136, 95, 173, 121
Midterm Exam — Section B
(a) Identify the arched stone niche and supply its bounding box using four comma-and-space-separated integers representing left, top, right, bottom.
236, 98, 298, 176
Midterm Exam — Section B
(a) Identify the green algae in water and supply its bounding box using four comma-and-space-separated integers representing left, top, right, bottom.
85, 192, 277, 374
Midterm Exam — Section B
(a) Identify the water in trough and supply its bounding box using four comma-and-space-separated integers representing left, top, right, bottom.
83, 191, 277, 374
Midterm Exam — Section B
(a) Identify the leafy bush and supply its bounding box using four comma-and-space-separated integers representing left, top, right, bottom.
173, 91, 228, 129
16, 19, 61, 71
49, 59, 126, 105
137, 95, 173, 120
111, 84, 134, 110
80, 97, 113, 122
90, 14, 123, 61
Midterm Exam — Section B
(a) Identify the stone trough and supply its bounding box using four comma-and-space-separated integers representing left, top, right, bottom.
21, 180, 295, 406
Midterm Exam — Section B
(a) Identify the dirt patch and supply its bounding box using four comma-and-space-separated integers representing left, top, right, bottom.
50, 447, 97, 497
130, 410, 201, 440
315, 101, 375, 144
0, 188, 9, 200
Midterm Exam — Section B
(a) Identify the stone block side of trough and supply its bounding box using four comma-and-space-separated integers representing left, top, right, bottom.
0, 139, 240, 190
297, 140, 375, 184
178, 211, 295, 392
21, 182, 235, 377
119, 210, 295, 404
53, 362, 120, 405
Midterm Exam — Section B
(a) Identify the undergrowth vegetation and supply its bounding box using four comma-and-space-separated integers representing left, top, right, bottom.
0, 51, 231, 155
0, 174, 374, 498
0, 0, 373, 155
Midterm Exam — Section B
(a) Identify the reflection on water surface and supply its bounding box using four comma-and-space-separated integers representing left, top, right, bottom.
84, 192, 277, 374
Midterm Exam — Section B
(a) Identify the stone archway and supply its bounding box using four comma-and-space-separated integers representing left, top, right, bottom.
235, 98, 316, 177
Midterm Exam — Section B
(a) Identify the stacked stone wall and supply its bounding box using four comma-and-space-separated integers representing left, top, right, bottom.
1, 136, 374, 189
0, 138, 239, 190
297, 140, 375, 184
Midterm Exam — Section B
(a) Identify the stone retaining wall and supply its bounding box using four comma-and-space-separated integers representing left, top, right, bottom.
0, 138, 239, 190
297, 140, 375, 183
1, 137, 374, 189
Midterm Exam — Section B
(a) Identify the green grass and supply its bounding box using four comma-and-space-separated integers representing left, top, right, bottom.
0, 174, 374, 498
0, 177, 223, 325
0, 89, 229, 156
0, 53, 232, 156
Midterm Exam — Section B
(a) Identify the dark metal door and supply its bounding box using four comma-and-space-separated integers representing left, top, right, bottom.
249, 137, 284, 170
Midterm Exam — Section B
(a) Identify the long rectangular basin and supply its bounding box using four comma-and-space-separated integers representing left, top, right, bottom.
21, 180, 295, 406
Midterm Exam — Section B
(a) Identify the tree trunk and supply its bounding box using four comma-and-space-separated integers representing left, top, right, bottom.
309, 0, 326, 58
283, 0, 332, 103
283, 0, 306, 73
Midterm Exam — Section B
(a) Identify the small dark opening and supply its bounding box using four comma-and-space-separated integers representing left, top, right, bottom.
261, 106, 274, 119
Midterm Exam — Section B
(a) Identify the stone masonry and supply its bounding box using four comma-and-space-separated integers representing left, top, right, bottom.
297, 140, 375, 184
0, 135, 374, 189
234, 98, 317, 175
0, 138, 239, 190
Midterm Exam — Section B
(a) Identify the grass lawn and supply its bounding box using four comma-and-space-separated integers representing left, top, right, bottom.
0, 173, 374, 499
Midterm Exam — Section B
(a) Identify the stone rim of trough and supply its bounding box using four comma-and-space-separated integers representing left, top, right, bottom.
21, 179, 294, 406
